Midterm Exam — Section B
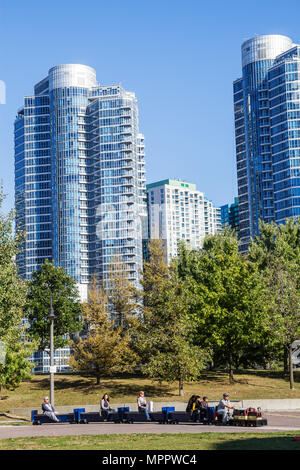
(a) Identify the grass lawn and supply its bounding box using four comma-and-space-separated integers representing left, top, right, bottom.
0, 432, 299, 450
0, 370, 300, 414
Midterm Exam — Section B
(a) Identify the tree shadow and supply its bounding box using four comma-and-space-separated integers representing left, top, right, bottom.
32, 377, 91, 391
97, 381, 172, 398
30, 376, 173, 398
197, 371, 230, 383
233, 369, 300, 385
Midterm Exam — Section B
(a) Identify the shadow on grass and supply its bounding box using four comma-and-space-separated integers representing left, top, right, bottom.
197, 371, 276, 388
197, 371, 230, 383
215, 435, 300, 450
31, 377, 91, 391
233, 369, 300, 384
96, 381, 172, 398
30, 377, 172, 398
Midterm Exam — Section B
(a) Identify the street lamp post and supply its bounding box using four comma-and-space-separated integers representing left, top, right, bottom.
49, 296, 55, 407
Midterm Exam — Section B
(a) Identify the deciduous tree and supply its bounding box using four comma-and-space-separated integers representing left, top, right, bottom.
69, 278, 137, 384
175, 231, 264, 383
26, 260, 82, 350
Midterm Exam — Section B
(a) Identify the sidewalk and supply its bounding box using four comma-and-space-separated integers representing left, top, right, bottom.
0, 412, 300, 439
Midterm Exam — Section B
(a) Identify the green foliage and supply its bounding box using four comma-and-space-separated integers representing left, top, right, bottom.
26, 259, 82, 350
249, 219, 300, 388
138, 240, 206, 395
249, 218, 300, 267
0, 341, 34, 399
175, 231, 265, 382
0, 194, 27, 341
0, 193, 33, 397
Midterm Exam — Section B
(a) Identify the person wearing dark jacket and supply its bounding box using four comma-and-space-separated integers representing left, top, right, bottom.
186, 395, 197, 416
100, 393, 113, 421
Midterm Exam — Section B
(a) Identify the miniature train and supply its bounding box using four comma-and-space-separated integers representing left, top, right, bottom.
31, 405, 267, 427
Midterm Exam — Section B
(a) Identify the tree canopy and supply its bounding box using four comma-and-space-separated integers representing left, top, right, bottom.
26, 259, 82, 350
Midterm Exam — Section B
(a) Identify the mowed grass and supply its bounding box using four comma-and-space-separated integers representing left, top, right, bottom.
1, 370, 300, 413
0, 432, 299, 450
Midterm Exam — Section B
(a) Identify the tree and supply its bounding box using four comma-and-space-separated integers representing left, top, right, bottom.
175, 231, 265, 383
137, 240, 206, 396
141, 239, 169, 308
107, 258, 140, 332
0, 193, 27, 340
0, 193, 34, 398
0, 340, 34, 400
249, 218, 300, 268
26, 260, 82, 350
69, 278, 137, 384
249, 219, 300, 377
260, 258, 300, 389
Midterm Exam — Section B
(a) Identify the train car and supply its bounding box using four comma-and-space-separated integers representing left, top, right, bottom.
123, 411, 164, 423
32, 409, 75, 425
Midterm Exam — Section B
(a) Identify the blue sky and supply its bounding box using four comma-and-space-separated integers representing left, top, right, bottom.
1, 0, 300, 213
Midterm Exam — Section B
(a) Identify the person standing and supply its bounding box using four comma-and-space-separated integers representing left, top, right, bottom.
137, 391, 151, 421
42, 396, 59, 422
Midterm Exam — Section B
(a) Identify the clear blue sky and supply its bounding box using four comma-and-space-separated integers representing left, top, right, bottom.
1, 0, 300, 213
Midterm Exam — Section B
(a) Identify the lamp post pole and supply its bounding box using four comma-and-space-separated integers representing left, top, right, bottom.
49, 296, 55, 407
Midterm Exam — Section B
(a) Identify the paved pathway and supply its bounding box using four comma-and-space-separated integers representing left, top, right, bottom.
0, 412, 300, 439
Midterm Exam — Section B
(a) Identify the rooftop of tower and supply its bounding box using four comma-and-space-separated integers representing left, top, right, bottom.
241, 34, 293, 68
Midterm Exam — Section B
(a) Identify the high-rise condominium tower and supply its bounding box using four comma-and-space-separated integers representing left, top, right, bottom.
147, 179, 221, 264
15, 64, 147, 303
234, 34, 300, 250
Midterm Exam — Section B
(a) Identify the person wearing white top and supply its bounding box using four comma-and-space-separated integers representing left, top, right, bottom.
137, 391, 151, 421
217, 393, 234, 424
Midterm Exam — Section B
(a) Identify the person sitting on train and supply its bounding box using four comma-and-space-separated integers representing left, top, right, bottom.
217, 393, 234, 424
191, 396, 202, 421
200, 396, 208, 410
186, 394, 197, 418
137, 391, 151, 421
100, 393, 113, 421
186, 395, 197, 415
42, 396, 59, 422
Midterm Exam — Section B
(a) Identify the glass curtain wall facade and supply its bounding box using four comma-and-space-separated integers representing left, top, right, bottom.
15, 65, 146, 371
269, 46, 300, 223
220, 197, 240, 235
87, 85, 147, 285
234, 35, 294, 251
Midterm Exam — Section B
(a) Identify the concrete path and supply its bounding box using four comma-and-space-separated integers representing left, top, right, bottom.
0, 412, 300, 439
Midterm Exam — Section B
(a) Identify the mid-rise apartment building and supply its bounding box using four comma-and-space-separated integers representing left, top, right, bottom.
147, 179, 221, 263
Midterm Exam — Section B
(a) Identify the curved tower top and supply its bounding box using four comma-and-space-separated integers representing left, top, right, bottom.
241, 35, 293, 68
48, 64, 97, 91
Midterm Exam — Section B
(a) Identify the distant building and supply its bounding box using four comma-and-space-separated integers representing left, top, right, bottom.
220, 197, 239, 235
147, 179, 221, 263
